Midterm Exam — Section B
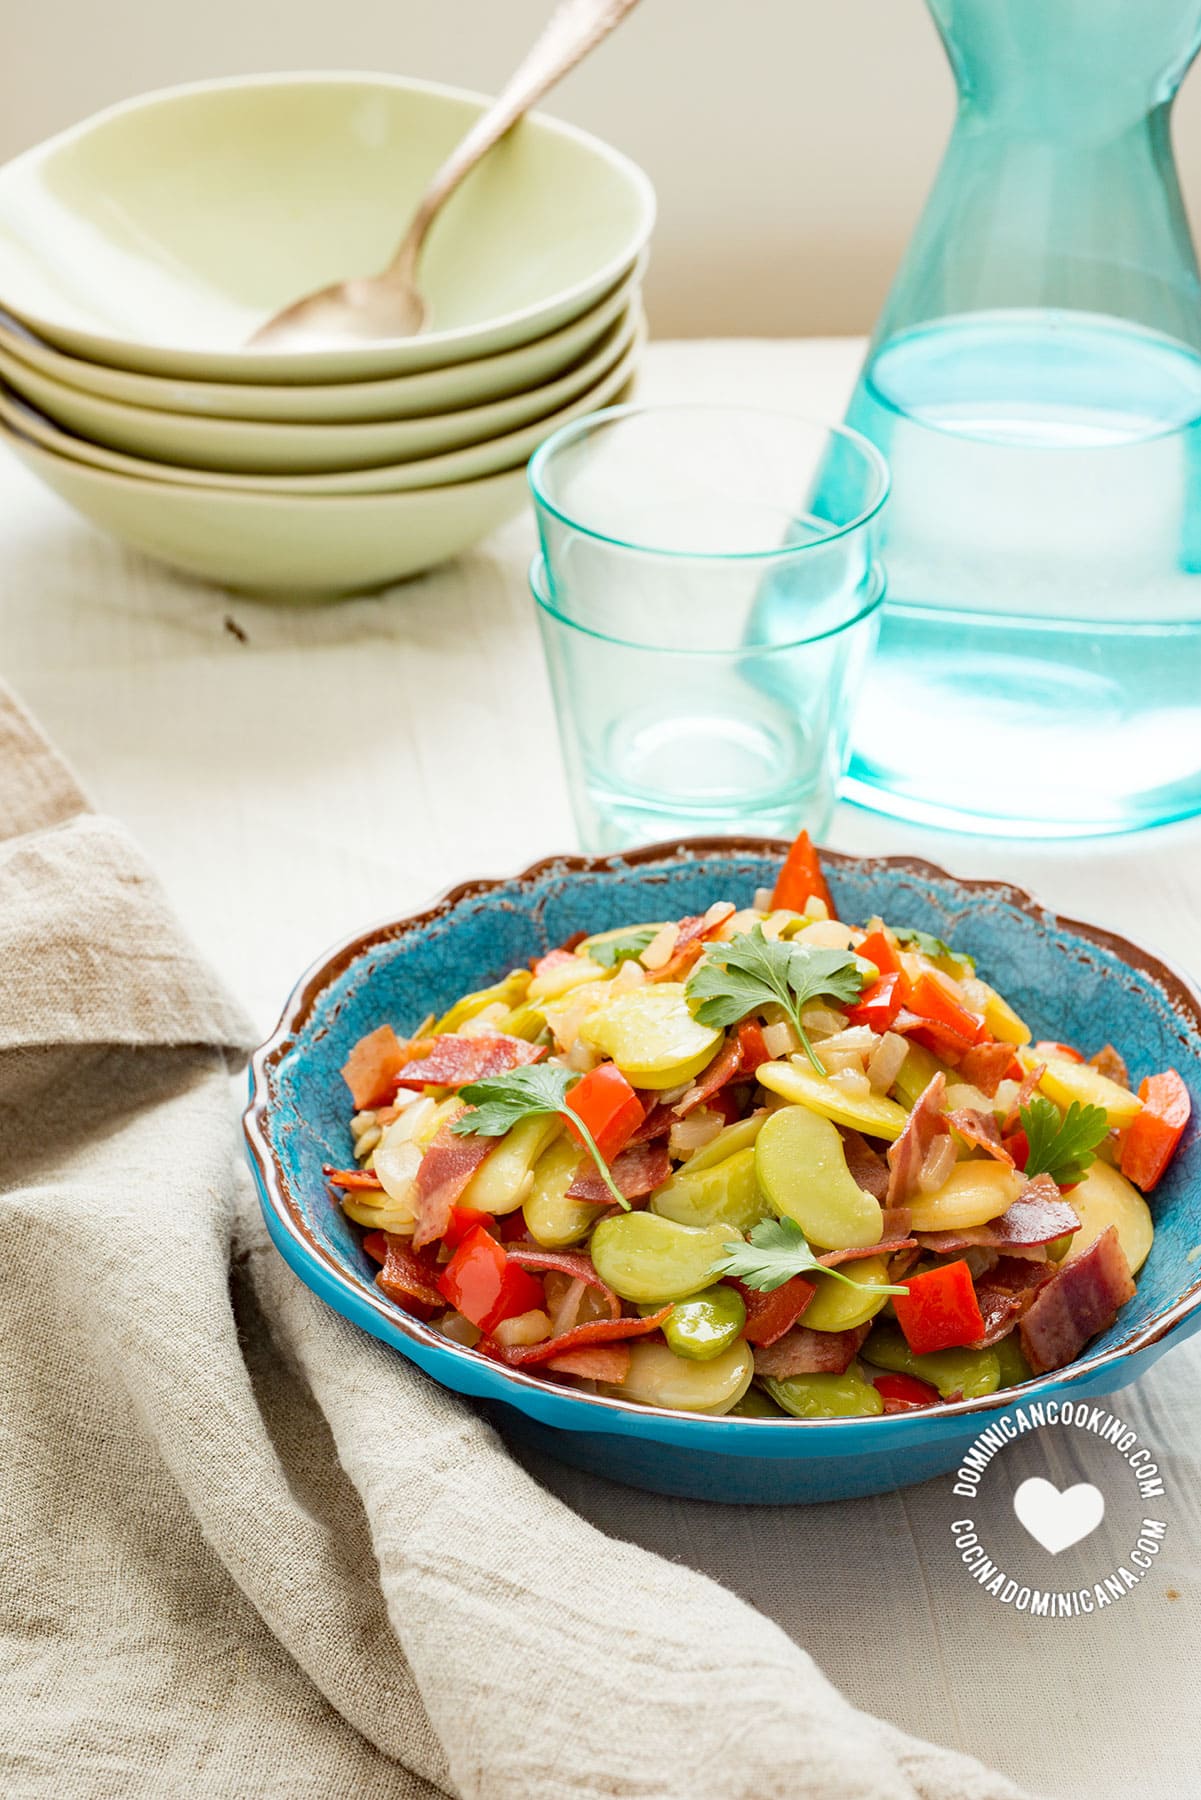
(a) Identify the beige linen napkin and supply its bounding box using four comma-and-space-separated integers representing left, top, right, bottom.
0, 682, 1033, 1800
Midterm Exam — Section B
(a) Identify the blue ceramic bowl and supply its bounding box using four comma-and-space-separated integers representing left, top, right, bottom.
244, 839, 1201, 1504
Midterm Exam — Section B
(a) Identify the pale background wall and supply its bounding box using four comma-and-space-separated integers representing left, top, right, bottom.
7, 0, 1201, 338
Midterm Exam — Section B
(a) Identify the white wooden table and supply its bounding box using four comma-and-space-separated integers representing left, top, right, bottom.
4, 338, 1199, 1800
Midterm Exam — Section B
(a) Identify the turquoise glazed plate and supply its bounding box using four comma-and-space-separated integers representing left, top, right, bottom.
244, 840, 1201, 1504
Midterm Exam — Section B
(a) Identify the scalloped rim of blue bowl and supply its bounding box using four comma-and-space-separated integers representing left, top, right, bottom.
243, 837, 1201, 1457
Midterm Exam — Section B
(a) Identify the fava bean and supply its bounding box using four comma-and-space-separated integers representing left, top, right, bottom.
609, 1339, 754, 1414
680, 1112, 768, 1175
862, 1324, 1001, 1399
589, 1213, 733, 1304
763, 1371, 884, 1419
460, 1115, 561, 1215
755, 1104, 884, 1249
522, 1137, 603, 1247
907, 1161, 1024, 1233
579, 983, 723, 1089
728, 1383, 788, 1418
433, 969, 530, 1034
892, 1041, 947, 1110
528, 956, 610, 1003
1063, 1159, 1154, 1274
1027, 1051, 1144, 1129
993, 1333, 1034, 1389
802, 1255, 894, 1331
757, 1060, 910, 1140
650, 1147, 769, 1234
655, 1285, 747, 1361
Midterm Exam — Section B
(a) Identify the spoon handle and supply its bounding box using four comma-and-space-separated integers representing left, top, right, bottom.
383, 0, 643, 284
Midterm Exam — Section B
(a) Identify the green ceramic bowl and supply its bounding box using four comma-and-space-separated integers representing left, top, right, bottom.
0, 73, 655, 382
0, 305, 639, 475
0, 318, 644, 493
0, 260, 642, 422
0, 423, 530, 598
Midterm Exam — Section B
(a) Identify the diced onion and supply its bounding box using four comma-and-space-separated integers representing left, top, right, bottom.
817, 1026, 877, 1056
801, 1005, 849, 1038
828, 1066, 873, 1098
640, 922, 680, 971
753, 886, 775, 912
795, 919, 856, 951
459, 1002, 509, 1037
762, 1019, 801, 1058
437, 1310, 482, 1348
668, 1110, 725, 1160
492, 1309, 552, 1347
867, 1031, 909, 1094
804, 897, 830, 922
818, 1047, 868, 1079
565, 1038, 602, 1073
994, 1079, 1022, 1115
960, 977, 992, 1011
945, 1081, 992, 1113
917, 1135, 958, 1194
372, 1136, 424, 1208
657, 1081, 693, 1107
760, 910, 797, 940
611, 958, 645, 991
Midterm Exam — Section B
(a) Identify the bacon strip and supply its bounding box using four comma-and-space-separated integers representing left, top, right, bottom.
1019, 1226, 1136, 1375
915, 1175, 1078, 1256
1003, 1062, 1046, 1134
323, 1165, 388, 1191
505, 1247, 621, 1320
673, 1035, 743, 1117
733, 1275, 815, 1347
394, 1033, 545, 1091
411, 1124, 496, 1248
1089, 1044, 1130, 1088
376, 1233, 444, 1316
880, 1205, 912, 1238
566, 1140, 672, 1204
958, 1042, 1018, 1098
817, 1236, 917, 1268
841, 1129, 891, 1201
947, 1107, 1012, 1163
886, 1072, 948, 1206
481, 1305, 674, 1367
341, 1023, 409, 1109
627, 1100, 675, 1144
969, 1255, 1056, 1348
753, 1323, 869, 1379
545, 1345, 631, 1383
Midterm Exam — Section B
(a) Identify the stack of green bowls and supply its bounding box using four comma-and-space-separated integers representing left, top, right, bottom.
0, 73, 654, 597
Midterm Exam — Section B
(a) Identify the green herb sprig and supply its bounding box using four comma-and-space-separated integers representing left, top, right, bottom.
588, 927, 659, 970
450, 1063, 628, 1209
685, 926, 866, 1074
1020, 1096, 1109, 1188
712, 1214, 909, 1295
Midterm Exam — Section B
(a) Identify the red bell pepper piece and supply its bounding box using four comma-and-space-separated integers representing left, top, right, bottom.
564, 1062, 645, 1161
873, 1372, 941, 1413
737, 1020, 771, 1075
893, 1260, 985, 1355
323, 1164, 388, 1191
1001, 1128, 1030, 1172
531, 946, 578, 980
361, 1230, 389, 1265
376, 1234, 445, 1318
857, 929, 904, 980
341, 1024, 408, 1110
771, 828, 836, 918
480, 1305, 674, 1367
1120, 1069, 1191, 1192
845, 972, 905, 1034
906, 972, 987, 1047
443, 1204, 493, 1249
1033, 1039, 1084, 1064
437, 1225, 545, 1333
733, 1275, 816, 1346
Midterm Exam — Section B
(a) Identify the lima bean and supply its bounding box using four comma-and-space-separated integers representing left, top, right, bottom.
862, 1323, 1001, 1399
802, 1255, 894, 1332
610, 1339, 754, 1414
522, 1137, 603, 1247
656, 1285, 747, 1361
755, 1104, 884, 1249
679, 1112, 767, 1175
589, 1212, 733, 1304
763, 1371, 884, 1419
757, 1060, 910, 1140
650, 1147, 769, 1234
578, 983, 723, 1089
460, 1115, 561, 1215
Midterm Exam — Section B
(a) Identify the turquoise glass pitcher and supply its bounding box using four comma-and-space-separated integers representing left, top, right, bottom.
842, 0, 1201, 835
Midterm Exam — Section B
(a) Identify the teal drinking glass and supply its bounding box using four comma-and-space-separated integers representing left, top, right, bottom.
527, 405, 888, 852
842, 0, 1201, 836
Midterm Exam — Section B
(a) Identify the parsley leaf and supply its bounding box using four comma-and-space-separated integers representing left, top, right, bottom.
450, 1063, 629, 1209
589, 927, 659, 970
711, 1214, 908, 1296
1020, 1096, 1110, 1188
894, 926, 954, 960
686, 926, 866, 1074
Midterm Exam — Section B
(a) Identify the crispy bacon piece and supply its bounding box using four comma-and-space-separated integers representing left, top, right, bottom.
969, 1255, 1056, 1348
505, 1247, 621, 1320
1089, 1044, 1131, 1089
880, 1204, 912, 1238
1002, 1061, 1047, 1134
733, 1276, 816, 1346
915, 1175, 1079, 1257
841, 1129, 891, 1201
752, 1323, 869, 1379
566, 1141, 672, 1204
886, 1072, 948, 1206
545, 1344, 631, 1383
323, 1164, 388, 1191
947, 1107, 1012, 1163
1018, 1226, 1136, 1375
674, 1035, 743, 1117
626, 1100, 675, 1144
645, 904, 736, 985
817, 1236, 917, 1268
341, 1024, 409, 1109
958, 1041, 1019, 1098
376, 1232, 444, 1317
394, 1032, 545, 1091
480, 1305, 674, 1367
411, 1124, 496, 1249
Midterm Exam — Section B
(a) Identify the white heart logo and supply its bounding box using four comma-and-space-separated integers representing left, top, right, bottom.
1013, 1476, 1105, 1554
